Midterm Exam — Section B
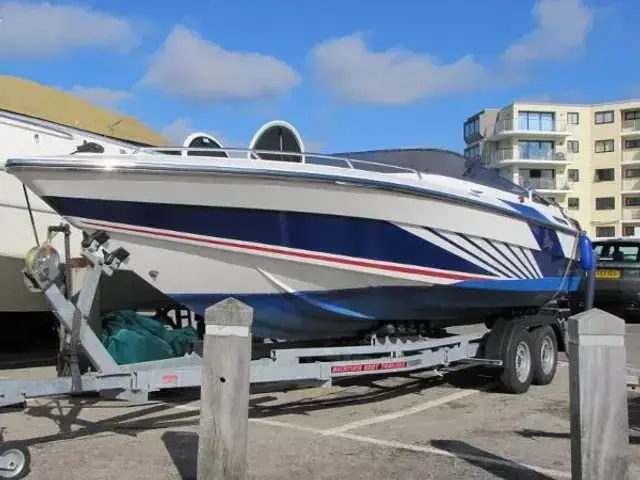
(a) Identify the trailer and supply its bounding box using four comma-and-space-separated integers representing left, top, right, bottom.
0, 227, 570, 410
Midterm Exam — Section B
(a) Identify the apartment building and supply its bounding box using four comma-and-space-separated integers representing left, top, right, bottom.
463, 100, 640, 238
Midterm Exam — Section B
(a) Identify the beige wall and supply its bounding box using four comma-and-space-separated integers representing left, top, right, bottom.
465, 99, 640, 238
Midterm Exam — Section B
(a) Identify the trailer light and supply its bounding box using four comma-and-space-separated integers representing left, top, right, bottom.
24, 245, 60, 284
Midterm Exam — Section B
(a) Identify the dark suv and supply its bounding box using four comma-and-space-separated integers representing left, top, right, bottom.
569, 237, 640, 318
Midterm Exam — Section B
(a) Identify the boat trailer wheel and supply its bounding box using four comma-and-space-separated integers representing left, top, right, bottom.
0, 442, 30, 479
500, 328, 535, 394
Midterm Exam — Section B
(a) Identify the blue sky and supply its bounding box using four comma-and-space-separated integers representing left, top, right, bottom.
0, 0, 637, 153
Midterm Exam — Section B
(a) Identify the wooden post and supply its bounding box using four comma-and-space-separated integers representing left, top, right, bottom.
197, 298, 254, 480
568, 308, 629, 480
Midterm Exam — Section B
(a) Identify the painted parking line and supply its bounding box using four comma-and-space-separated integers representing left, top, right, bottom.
248, 416, 570, 478
172, 403, 570, 479
321, 385, 497, 435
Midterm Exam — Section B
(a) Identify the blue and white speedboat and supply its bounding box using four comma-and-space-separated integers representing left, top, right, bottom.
4, 127, 587, 341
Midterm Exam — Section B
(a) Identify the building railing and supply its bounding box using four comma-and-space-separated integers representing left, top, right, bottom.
623, 150, 640, 163
487, 148, 571, 164
518, 178, 572, 191
488, 118, 571, 136
622, 119, 640, 134
623, 208, 640, 221
622, 178, 640, 192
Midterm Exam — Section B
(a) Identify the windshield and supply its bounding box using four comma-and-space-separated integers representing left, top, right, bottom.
325, 148, 533, 199
594, 242, 640, 263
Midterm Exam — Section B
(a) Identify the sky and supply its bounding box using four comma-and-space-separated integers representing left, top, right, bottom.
0, 0, 638, 154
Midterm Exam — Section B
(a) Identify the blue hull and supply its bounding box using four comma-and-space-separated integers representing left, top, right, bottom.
38, 195, 583, 340
172, 277, 582, 340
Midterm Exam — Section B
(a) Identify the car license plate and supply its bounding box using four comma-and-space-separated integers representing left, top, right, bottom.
595, 269, 621, 279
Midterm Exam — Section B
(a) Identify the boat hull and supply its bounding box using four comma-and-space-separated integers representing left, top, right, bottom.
9, 160, 582, 340
0, 112, 172, 314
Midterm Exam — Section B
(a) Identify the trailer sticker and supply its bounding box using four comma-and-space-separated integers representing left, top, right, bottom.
162, 374, 180, 385
331, 360, 409, 374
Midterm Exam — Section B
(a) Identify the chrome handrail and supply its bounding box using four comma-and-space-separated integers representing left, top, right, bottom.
132, 146, 425, 180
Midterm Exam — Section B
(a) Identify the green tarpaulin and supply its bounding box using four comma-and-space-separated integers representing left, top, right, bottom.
100, 310, 199, 365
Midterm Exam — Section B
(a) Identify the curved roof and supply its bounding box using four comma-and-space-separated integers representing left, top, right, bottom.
0, 75, 170, 146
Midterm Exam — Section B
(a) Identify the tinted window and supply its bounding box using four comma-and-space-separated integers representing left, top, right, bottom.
187, 136, 228, 158
594, 242, 640, 262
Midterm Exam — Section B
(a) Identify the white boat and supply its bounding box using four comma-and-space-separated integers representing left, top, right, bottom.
0, 75, 223, 314
4, 122, 590, 341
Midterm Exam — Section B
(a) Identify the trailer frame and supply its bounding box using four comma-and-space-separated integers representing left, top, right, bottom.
0, 228, 569, 408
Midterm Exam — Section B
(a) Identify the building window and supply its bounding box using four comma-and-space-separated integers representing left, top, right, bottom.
567, 112, 579, 125
625, 139, 640, 149
518, 111, 555, 131
596, 226, 616, 237
625, 168, 640, 178
596, 197, 615, 210
464, 118, 479, 138
594, 110, 614, 124
625, 197, 640, 207
518, 140, 554, 160
568, 197, 579, 209
464, 144, 480, 160
625, 226, 637, 236
624, 110, 640, 121
594, 168, 615, 182
567, 140, 579, 153
595, 139, 615, 153
568, 169, 579, 182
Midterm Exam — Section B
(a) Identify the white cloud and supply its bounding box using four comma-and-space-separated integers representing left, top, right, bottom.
309, 1, 596, 106
0, 1, 139, 58
501, 0, 594, 64
309, 33, 489, 106
69, 86, 132, 111
140, 26, 300, 101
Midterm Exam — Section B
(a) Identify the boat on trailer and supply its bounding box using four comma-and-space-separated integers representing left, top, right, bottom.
4, 128, 591, 341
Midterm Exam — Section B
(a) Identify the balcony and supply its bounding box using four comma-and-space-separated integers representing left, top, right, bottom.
483, 148, 572, 168
622, 150, 640, 165
622, 208, 640, 222
518, 178, 572, 193
622, 177, 640, 194
622, 119, 640, 137
485, 118, 572, 141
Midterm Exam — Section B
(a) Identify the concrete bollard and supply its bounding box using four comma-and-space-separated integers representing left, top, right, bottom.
197, 298, 254, 480
568, 308, 629, 480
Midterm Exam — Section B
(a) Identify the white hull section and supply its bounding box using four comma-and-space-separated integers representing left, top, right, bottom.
13, 157, 580, 296
0, 114, 158, 312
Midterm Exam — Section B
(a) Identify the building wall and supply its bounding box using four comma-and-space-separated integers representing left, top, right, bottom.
463, 99, 640, 239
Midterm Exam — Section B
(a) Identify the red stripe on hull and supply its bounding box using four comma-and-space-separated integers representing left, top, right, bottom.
83, 220, 491, 282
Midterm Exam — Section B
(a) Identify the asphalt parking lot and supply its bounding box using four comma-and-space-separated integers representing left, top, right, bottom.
1, 325, 640, 479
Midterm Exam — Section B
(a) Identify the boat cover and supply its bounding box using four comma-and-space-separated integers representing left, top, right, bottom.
100, 310, 198, 365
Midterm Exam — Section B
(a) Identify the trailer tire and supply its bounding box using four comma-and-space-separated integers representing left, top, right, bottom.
500, 328, 534, 394
0, 442, 30, 479
531, 326, 558, 386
